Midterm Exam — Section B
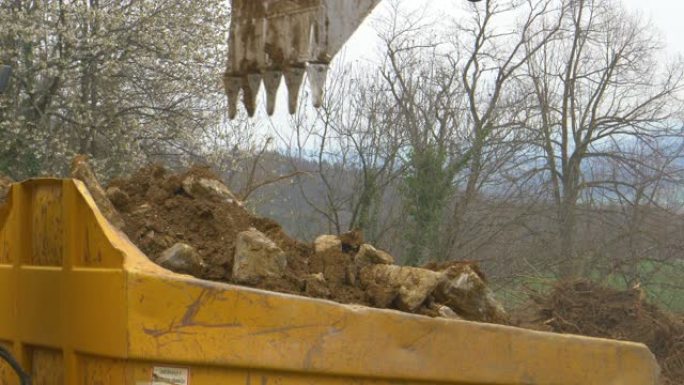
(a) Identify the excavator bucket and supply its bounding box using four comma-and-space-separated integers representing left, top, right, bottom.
224, 0, 382, 118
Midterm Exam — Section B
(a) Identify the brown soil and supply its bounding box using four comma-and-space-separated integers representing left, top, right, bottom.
108, 165, 368, 305
106, 164, 683, 382
516, 280, 684, 384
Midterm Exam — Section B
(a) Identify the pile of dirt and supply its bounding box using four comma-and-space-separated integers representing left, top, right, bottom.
96, 164, 508, 323
517, 280, 684, 384
107, 165, 340, 297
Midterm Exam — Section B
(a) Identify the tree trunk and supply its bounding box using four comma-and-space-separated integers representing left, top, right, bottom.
558, 195, 578, 278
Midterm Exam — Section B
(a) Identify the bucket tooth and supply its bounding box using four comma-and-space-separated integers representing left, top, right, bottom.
263, 71, 282, 116
225, 0, 382, 117
307, 63, 329, 108
242, 73, 262, 118
284, 67, 306, 115
223, 75, 242, 120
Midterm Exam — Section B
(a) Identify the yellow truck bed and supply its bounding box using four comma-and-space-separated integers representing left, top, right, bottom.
0, 178, 659, 384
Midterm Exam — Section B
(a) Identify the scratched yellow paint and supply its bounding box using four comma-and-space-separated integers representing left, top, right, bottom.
0, 179, 662, 385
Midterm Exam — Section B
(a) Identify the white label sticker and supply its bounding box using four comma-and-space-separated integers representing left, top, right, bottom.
151, 366, 189, 385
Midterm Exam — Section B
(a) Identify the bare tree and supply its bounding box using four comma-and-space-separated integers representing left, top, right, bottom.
272, 62, 405, 245
523, 0, 684, 277
443, 0, 562, 259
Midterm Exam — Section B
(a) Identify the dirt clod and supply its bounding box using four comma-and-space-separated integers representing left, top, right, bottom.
106, 186, 130, 209
340, 229, 363, 254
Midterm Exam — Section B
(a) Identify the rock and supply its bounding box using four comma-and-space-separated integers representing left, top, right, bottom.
182, 175, 242, 206
435, 304, 463, 320
233, 228, 287, 284
132, 203, 151, 215
70, 155, 125, 229
0, 174, 13, 204
339, 229, 363, 254
141, 230, 156, 246
433, 264, 509, 324
155, 243, 205, 276
345, 264, 357, 286
354, 243, 394, 268
304, 273, 331, 298
314, 234, 341, 254
106, 186, 129, 209
359, 265, 445, 312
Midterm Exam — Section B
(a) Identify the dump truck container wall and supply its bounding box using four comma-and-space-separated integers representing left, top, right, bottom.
0, 179, 660, 384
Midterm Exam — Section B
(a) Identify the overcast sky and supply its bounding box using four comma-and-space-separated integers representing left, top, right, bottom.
268, 0, 684, 121
622, 0, 684, 55
341, 0, 684, 65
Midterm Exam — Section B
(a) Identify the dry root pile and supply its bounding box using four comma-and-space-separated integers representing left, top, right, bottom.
522, 280, 684, 384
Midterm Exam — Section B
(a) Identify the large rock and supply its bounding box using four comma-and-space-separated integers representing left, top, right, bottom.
70, 155, 125, 229
233, 228, 287, 284
350, 243, 394, 286
434, 264, 509, 324
354, 243, 394, 268
304, 273, 331, 298
359, 265, 445, 312
182, 175, 242, 206
313, 234, 341, 254
155, 243, 205, 276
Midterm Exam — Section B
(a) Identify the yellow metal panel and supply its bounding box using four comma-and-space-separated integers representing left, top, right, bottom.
0, 340, 14, 385
0, 183, 16, 256
0, 267, 17, 341
64, 182, 124, 269
0, 205, 12, 264
28, 182, 64, 266
0, 180, 129, 385
64, 268, 127, 356
18, 267, 63, 347
129, 361, 452, 385
80, 355, 126, 385
125, 268, 658, 385
31, 348, 63, 385
4, 265, 126, 356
